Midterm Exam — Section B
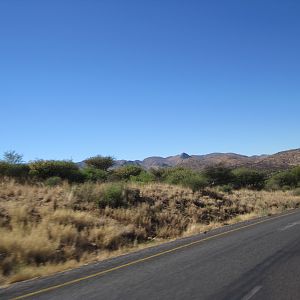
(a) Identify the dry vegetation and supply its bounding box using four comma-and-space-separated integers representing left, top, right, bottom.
1, 179, 300, 285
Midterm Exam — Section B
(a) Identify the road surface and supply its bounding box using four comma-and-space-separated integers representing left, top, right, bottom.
2, 209, 300, 300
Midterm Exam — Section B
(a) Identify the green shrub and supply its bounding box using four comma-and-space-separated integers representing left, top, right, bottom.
182, 174, 208, 192
130, 171, 155, 183
84, 156, 115, 171
163, 167, 192, 185
0, 162, 8, 176
204, 166, 234, 186
149, 168, 166, 181
0, 162, 30, 179
81, 167, 107, 182
45, 176, 63, 187
232, 168, 266, 190
99, 184, 141, 208
267, 170, 298, 189
163, 167, 208, 191
98, 183, 125, 208
291, 166, 300, 183
28, 160, 83, 182
265, 177, 280, 191
113, 165, 143, 181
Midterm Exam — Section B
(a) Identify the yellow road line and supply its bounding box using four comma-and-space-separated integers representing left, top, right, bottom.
12, 209, 299, 300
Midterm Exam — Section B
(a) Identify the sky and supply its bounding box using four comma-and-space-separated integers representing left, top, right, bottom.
0, 0, 299, 162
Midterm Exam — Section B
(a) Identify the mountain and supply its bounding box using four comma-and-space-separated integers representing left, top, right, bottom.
111, 149, 300, 171
251, 149, 300, 170
111, 153, 191, 169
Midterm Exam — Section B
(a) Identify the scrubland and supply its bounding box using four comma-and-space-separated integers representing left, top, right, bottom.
1, 179, 300, 285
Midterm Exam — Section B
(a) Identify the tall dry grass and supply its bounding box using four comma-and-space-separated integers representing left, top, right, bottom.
0, 179, 300, 285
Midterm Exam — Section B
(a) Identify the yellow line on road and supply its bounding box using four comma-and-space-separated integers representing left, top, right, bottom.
12, 209, 299, 300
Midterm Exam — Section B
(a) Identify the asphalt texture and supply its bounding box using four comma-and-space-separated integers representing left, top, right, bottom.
2, 209, 300, 300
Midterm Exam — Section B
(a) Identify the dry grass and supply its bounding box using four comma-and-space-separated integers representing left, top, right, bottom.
1, 179, 300, 285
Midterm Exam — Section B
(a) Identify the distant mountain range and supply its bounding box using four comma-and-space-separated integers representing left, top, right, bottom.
110, 148, 300, 171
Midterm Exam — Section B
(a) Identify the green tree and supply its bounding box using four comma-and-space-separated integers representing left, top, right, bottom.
204, 166, 234, 186
232, 168, 266, 190
29, 160, 83, 182
267, 169, 298, 190
114, 165, 143, 181
84, 155, 115, 171
3, 150, 23, 164
182, 174, 208, 192
81, 167, 107, 182
291, 166, 300, 184
149, 168, 166, 181
0, 161, 30, 179
163, 167, 208, 191
130, 170, 156, 183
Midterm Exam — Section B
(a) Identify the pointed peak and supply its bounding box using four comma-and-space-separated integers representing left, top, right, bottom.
179, 152, 190, 159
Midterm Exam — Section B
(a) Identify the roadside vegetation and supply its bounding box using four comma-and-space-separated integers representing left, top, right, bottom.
1, 151, 300, 285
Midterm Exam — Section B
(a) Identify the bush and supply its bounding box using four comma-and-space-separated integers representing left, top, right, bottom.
0, 162, 30, 179
81, 167, 107, 182
98, 184, 141, 208
28, 160, 83, 182
130, 171, 156, 183
149, 168, 166, 181
163, 167, 192, 185
182, 174, 208, 192
98, 183, 125, 208
204, 166, 234, 186
291, 166, 300, 183
232, 168, 266, 190
267, 170, 298, 189
0, 162, 8, 176
84, 156, 115, 171
163, 167, 208, 191
45, 176, 63, 187
113, 165, 143, 181
265, 177, 280, 191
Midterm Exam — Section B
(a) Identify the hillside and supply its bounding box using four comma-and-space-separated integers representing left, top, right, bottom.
111, 148, 300, 171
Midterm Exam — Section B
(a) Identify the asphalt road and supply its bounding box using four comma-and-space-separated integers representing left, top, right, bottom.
2, 209, 300, 300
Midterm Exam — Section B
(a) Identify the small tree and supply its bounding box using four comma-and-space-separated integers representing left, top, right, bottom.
0, 161, 30, 179
3, 150, 23, 164
84, 155, 115, 171
28, 160, 83, 182
130, 170, 156, 183
204, 166, 234, 186
163, 167, 208, 191
114, 165, 143, 180
149, 168, 166, 181
291, 167, 300, 185
81, 167, 108, 182
232, 168, 266, 190
267, 170, 298, 189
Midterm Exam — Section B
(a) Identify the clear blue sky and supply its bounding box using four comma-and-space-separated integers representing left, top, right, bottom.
0, 0, 299, 162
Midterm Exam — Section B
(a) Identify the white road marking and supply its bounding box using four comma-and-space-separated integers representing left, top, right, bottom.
279, 221, 300, 231
241, 285, 262, 300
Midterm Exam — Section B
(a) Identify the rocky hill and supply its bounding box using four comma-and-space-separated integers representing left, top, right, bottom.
112, 149, 300, 171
